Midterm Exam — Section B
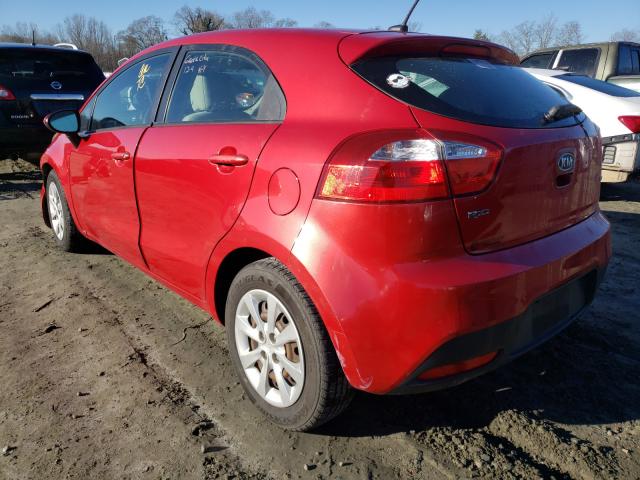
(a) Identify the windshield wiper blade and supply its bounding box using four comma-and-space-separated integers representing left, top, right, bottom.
542, 104, 583, 124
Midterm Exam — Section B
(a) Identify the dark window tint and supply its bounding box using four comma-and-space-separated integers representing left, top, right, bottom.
633, 49, 640, 73
0, 49, 103, 88
91, 54, 170, 130
559, 74, 640, 97
352, 56, 581, 128
521, 52, 556, 69
166, 48, 285, 124
618, 44, 634, 75
556, 48, 599, 76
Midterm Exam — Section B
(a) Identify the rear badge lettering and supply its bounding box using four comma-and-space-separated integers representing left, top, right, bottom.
467, 208, 491, 219
386, 73, 410, 89
557, 153, 575, 172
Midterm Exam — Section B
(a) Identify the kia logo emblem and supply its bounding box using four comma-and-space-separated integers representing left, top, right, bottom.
557, 153, 575, 172
50, 81, 63, 90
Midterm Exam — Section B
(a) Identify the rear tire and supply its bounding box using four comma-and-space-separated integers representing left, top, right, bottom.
46, 171, 85, 252
225, 257, 353, 431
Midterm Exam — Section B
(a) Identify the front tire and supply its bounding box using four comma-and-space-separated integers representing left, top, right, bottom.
226, 258, 353, 431
46, 171, 85, 252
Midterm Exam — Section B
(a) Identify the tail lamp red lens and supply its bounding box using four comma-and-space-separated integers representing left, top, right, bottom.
418, 351, 498, 381
0, 84, 16, 101
618, 116, 640, 134
317, 131, 502, 203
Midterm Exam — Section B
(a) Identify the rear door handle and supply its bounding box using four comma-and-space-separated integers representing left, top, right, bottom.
111, 151, 130, 161
208, 153, 249, 167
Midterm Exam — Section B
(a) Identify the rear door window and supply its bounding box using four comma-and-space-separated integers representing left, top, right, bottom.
352, 56, 581, 128
618, 44, 634, 75
0, 49, 104, 89
91, 54, 171, 130
556, 48, 600, 76
165, 47, 285, 124
520, 52, 557, 69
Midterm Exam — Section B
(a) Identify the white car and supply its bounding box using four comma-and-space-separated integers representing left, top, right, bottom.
526, 68, 640, 182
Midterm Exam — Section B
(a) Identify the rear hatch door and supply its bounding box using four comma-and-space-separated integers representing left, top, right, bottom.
347, 36, 601, 253
0, 48, 104, 125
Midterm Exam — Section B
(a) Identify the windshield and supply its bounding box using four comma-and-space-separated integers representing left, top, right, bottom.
352, 56, 582, 128
0, 49, 104, 84
559, 74, 640, 98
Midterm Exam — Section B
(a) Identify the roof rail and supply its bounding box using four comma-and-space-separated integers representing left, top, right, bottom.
53, 42, 78, 50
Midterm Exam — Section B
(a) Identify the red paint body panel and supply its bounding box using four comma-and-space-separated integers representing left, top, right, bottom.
39, 29, 611, 395
135, 123, 279, 301
69, 128, 146, 265
410, 109, 603, 254
292, 205, 610, 392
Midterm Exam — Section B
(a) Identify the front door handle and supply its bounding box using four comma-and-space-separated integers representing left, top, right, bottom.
111, 151, 130, 161
208, 153, 249, 167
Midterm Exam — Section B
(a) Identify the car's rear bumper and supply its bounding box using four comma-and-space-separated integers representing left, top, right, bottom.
293, 204, 611, 394
601, 133, 640, 182
391, 268, 603, 394
0, 125, 52, 155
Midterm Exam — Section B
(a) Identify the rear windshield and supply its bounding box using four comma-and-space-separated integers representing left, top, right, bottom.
0, 49, 104, 84
352, 56, 582, 128
559, 74, 640, 97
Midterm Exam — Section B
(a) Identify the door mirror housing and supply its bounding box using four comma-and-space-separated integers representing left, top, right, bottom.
44, 110, 80, 134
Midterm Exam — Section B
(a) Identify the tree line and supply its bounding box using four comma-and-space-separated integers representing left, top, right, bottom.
1, 6, 639, 71
474, 14, 639, 57
0, 6, 310, 71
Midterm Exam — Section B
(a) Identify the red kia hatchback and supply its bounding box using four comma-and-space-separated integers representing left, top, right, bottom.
41, 29, 611, 430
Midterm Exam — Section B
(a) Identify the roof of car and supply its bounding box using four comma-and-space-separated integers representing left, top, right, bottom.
0, 42, 90, 54
524, 41, 640, 57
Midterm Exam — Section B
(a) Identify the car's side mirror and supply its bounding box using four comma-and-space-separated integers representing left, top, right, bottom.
44, 110, 80, 134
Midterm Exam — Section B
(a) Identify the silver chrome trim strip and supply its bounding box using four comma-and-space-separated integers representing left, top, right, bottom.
29, 94, 85, 101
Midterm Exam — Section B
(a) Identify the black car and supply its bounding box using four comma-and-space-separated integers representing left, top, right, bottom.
0, 43, 104, 161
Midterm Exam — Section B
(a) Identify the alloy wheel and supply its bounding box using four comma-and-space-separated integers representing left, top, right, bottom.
234, 289, 305, 407
48, 182, 64, 241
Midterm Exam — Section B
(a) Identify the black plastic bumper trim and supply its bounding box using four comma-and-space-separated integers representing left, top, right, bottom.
391, 269, 603, 395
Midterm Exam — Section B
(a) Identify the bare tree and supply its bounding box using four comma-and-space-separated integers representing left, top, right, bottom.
56, 15, 119, 70
273, 18, 298, 28
118, 16, 168, 57
0, 22, 58, 44
314, 21, 335, 29
173, 6, 225, 35
535, 14, 558, 49
557, 21, 585, 46
228, 7, 297, 29
473, 29, 491, 41
611, 28, 640, 42
499, 21, 537, 57
407, 21, 422, 32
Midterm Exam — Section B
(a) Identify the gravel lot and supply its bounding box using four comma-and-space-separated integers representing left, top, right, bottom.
1, 157, 639, 479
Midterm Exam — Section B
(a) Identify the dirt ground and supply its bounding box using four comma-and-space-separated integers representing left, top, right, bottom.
0, 157, 639, 480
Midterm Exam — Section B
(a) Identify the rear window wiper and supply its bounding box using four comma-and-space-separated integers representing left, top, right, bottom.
542, 103, 583, 124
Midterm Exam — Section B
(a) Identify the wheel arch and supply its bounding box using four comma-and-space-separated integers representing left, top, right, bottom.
213, 247, 272, 325
40, 162, 54, 228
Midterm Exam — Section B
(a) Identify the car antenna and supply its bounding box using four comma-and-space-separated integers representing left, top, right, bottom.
388, 0, 422, 33
32, 29, 36, 46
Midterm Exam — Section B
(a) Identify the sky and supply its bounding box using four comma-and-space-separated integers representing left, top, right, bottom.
2, 0, 639, 42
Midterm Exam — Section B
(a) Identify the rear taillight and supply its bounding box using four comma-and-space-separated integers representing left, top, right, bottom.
317, 130, 502, 203
619, 116, 640, 134
0, 84, 15, 101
